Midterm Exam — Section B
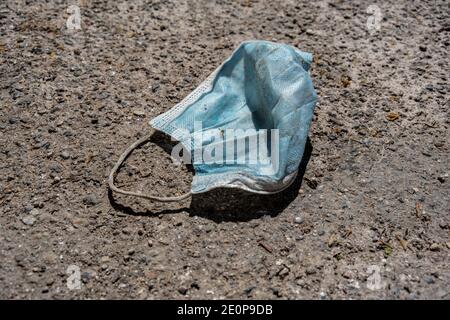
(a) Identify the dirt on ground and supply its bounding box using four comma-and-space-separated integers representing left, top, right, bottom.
0, 0, 449, 299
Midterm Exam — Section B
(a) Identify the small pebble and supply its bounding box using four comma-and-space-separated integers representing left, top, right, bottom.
83, 194, 99, 206
22, 215, 36, 226
178, 287, 188, 295
306, 267, 316, 275
60, 151, 70, 159
81, 270, 96, 283
133, 110, 146, 117
294, 216, 304, 224
424, 276, 435, 284
430, 243, 440, 251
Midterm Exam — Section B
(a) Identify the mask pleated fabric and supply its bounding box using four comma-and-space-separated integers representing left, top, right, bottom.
109, 40, 317, 202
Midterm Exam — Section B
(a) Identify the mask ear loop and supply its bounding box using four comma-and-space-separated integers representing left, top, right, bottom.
108, 129, 192, 202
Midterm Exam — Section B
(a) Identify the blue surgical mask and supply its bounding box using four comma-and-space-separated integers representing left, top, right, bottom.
109, 40, 317, 202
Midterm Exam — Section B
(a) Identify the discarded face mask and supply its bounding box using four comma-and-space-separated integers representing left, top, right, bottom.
109, 40, 317, 202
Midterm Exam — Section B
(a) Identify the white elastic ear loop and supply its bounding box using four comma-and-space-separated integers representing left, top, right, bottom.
108, 129, 192, 202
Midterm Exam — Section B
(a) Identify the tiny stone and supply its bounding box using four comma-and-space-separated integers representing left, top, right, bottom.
48, 163, 63, 173
8, 117, 20, 124
430, 243, 440, 251
133, 109, 146, 117
294, 216, 304, 224
81, 270, 96, 283
60, 151, 70, 159
306, 267, 316, 275
22, 215, 36, 226
244, 286, 255, 295
424, 276, 435, 284
278, 267, 289, 277
151, 84, 160, 92
83, 194, 99, 206
100, 256, 110, 263
178, 287, 188, 295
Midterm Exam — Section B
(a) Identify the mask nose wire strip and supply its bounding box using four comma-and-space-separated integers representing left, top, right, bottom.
108, 130, 192, 202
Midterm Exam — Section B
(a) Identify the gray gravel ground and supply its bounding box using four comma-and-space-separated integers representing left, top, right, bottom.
0, 0, 449, 299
